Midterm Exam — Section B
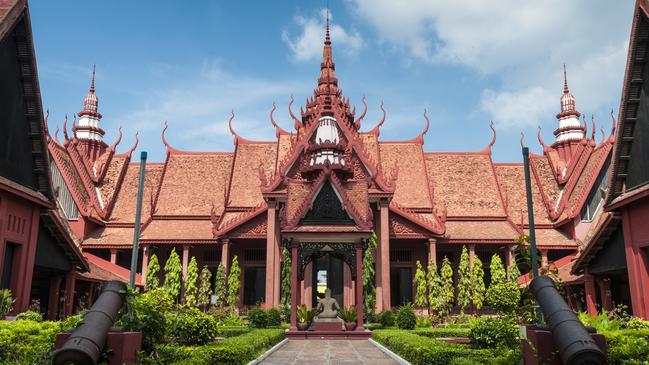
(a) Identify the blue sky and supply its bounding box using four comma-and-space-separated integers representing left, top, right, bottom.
30, 1, 634, 162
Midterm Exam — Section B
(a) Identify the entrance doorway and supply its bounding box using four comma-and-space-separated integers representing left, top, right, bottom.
312, 255, 344, 307
390, 267, 413, 306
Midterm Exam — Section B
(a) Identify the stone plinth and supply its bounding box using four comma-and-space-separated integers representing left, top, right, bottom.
56, 331, 142, 365
285, 329, 372, 340
521, 326, 606, 365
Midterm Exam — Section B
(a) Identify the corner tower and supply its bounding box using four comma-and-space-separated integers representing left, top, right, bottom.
73, 65, 107, 162
552, 65, 585, 161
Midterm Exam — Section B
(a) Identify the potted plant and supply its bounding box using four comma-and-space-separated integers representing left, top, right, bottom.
340, 305, 358, 331
296, 305, 311, 331
0, 289, 14, 320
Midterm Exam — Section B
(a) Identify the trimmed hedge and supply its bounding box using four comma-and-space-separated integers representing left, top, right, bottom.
601, 329, 649, 365
373, 329, 502, 365
155, 328, 285, 365
413, 327, 470, 339
0, 320, 61, 365
216, 326, 250, 338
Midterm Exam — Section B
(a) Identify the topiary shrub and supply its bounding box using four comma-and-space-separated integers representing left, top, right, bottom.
15, 310, 43, 322
266, 307, 282, 327
485, 281, 520, 313
396, 304, 417, 330
247, 307, 268, 328
378, 310, 395, 327
468, 315, 518, 350
0, 319, 62, 364
120, 287, 173, 352
171, 306, 219, 345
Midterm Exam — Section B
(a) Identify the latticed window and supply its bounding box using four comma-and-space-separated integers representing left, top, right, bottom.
390, 250, 412, 263
50, 163, 79, 220
244, 249, 266, 262
580, 157, 611, 221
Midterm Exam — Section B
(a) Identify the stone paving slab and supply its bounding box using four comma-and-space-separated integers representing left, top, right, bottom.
258, 340, 400, 365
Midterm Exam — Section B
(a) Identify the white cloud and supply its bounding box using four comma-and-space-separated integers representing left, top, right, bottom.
352, 0, 633, 129
282, 9, 363, 62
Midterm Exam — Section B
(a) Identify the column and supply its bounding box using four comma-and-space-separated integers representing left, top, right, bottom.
468, 244, 475, 270
583, 271, 597, 316
378, 201, 391, 310
47, 275, 62, 320
598, 277, 613, 312
14, 207, 40, 313
141, 246, 150, 286
265, 201, 278, 307
182, 245, 190, 279
428, 238, 437, 265
86, 282, 96, 308
343, 264, 353, 307
221, 239, 230, 272
540, 249, 549, 268
110, 249, 118, 264
290, 240, 299, 331
505, 247, 513, 269
355, 241, 365, 331
621, 208, 649, 319
63, 273, 76, 317
304, 263, 313, 309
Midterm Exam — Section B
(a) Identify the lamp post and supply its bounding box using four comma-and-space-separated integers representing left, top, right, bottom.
129, 151, 147, 288
522, 146, 541, 323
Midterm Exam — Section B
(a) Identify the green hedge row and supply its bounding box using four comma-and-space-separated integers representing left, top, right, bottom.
600, 329, 649, 365
0, 320, 61, 365
412, 327, 470, 339
155, 328, 285, 365
216, 326, 250, 338
372, 329, 519, 365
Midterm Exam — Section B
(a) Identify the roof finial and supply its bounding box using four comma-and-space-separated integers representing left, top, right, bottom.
325, 3, 330, 43
90, 64, 96, 93
563, 63, 568, 93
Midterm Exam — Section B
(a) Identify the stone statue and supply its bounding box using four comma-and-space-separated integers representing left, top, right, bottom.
315, 288, 340, 320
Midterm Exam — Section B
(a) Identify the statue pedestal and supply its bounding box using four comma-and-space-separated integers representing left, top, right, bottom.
314, 321, 343, 331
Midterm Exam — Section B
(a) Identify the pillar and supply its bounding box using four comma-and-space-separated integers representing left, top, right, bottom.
141, 246, 150, 286
13, 206, 40, 313
598, 277, 613, 312
221, 239, 230, 272
86, 282, 96, 308
505, 247, 513, 269
540, 249, 549, 268
110, 249, 118, 264
290, 240, 299, 330
304, 262, 313, 308
428, 238, 437, 265
377, 201, 391, 310
355, 241, 365, 330
583, 272, 597, 316
343, 263, 353, 307
621, 207, 649, 319
47, 275, 62, 320
182, 245, 190, 279
63, 273, 76, 317
468, 244, 475, 270
265, 201, 279, 307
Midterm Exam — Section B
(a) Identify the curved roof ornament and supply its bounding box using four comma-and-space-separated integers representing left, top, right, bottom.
126, 131, 139, 157
288, 95, 301, 131
109, 126, 123, 151
609, 109, 616, 143
63, 114, 70, 142
591, 115, 596, 140
600, 128, 606, 144
54, 126, 60, 144
520, 132, 525, 148
270, 102, 289, 137
422, 109, 430, 136
44, 108, 50, 134
582, 115, 588, 137
537, 125, 548, 151
354, 95, 367, 130
162, 120, 172, 149
488, 120, 497, 149
368, 100, 386, 136
227, 110, 240, 144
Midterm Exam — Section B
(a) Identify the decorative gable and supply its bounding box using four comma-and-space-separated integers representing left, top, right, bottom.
301, 180, 354, 226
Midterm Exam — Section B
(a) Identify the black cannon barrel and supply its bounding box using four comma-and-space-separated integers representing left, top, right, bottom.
53, 280, 127, 365
530, 275, 606, 365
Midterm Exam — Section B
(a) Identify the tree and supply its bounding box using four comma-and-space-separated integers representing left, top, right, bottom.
214, 263, 227, 308
457, 246, 472, 314
227, 256, 241, 307
145, 253, 160, 291
184, 256, 199, 307
440, 256, 455, 315
489, 254, 506, 286
426, 260, 442, 314
280, 247, 291, 306
363, 233, 378, 315
486, 253, 520, 313
164, 248, 182, 300
197, 265, 213, 311
508, 260, 521, 282
472, 256, 486, 310
414, 260, 428, 308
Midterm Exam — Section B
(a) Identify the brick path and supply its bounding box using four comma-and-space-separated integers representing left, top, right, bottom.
258, 339, 400, 365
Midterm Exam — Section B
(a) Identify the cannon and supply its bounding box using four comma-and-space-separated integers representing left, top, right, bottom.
530, 275, 606, 365
53, 280, 127, 365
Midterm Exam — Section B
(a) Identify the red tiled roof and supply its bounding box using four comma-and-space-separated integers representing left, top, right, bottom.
443, 220, 519, 241
96, 155, 128, 211
494, 164, 551, 225
228, 142, 276, 207
79, 252, 142, 286
380, 143, 432, 209
83, 226, 135, 247
534, 228, 577, 247
110, 163, 164, 222
141, 219, 214, 241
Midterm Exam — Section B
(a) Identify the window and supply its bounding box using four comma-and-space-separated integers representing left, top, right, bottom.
1, 243, 17, 289
50, 163, 79, 219
243, 267, 265, 305
581, 157, 611, 221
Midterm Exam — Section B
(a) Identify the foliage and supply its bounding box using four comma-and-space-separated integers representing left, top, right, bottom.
363, 232, 378, 315
471, 256, 486, 311
601, 329, 649, 365
626, 317, 649, 330
171, 306, 218, 345
247, 307, 268, 328
427, 260, 443, 314
416, 315, 433, 328
396, 304, 417, 330
216, 326, 250, 338
365, 322, 383, 330
457, 246, 472, 313
226, 256, 241, 307
414, 260, 428, 308
184, 256, 199, 307
507, 260, 521, 282
164, 248, 183, 300
468, 315, 519, 350
280, 247, 291, 306
15, 310, 43, 322
145, 253, 160, 291
296, 305, 317, 324
578, 311, 622, 331
214, 263, 227, 308
378, 310, 395, 327
486, 254, 520, 313
120, 287, 173, 352
440, 256, 455, 315
0, 319, 62, 365
489, 254, 506, 286
197, 265, 213, 310
372, 329, 517, 365
413, 327, 471, 338
340, 306, 358, 323
0, 289, 14, 318
218, 313, 246, 327
266, 307, 282, 327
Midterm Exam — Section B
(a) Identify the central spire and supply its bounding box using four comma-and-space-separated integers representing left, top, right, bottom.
317, 12, 338, 94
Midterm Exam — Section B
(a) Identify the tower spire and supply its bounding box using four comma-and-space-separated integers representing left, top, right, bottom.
553, 64, 585, 160
74, 65, 107, 161
317, 7, 337, 95
563, 63, 568, 93
90, 64, 96, 93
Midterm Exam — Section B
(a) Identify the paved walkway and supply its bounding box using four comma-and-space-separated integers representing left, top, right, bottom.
258, 339, 400, 365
